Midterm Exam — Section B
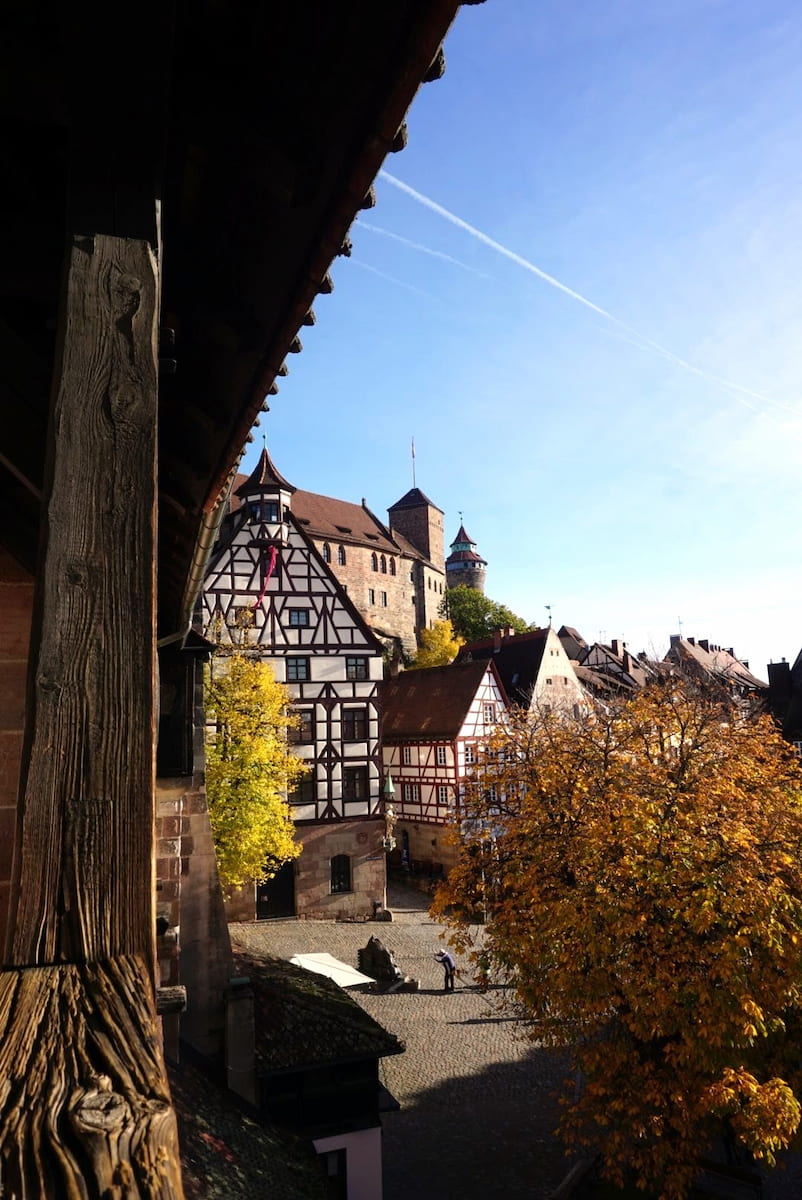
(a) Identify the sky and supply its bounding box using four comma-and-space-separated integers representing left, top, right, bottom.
239, 0, 802, 680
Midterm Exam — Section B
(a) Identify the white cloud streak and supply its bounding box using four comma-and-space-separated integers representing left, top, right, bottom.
379, 169, 796, 418
350, 258, 439, 302
357, 220, 488, 276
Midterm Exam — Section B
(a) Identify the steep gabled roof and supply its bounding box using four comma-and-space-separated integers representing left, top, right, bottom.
228, 475, 440, 564
665, 637, 767, 691
381, 659, 504, 740
232, 952, 404, 1073
457, 629, 550, 706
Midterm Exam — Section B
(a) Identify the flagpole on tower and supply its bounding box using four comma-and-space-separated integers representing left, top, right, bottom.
411, 437, 416, 487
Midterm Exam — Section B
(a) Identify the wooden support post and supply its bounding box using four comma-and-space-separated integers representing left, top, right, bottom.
2, 234, 183, 1195
7, 234, 159, 967
0, 957, 183, 1196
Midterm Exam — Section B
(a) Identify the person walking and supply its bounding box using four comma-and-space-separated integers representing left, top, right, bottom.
434, 949, 456, 992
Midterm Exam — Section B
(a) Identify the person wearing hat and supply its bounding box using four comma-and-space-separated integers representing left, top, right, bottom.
434, 949, 456, 992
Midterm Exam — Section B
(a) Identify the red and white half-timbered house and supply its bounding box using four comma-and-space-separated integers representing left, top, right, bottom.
380, 660, 508, 874
203, 448, 386, 920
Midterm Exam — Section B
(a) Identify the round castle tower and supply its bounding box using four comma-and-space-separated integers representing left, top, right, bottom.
445, 523, 487, 594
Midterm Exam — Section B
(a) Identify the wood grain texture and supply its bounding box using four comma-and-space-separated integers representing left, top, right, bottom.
7, 235, 159, 967
0, 956, 183, 1198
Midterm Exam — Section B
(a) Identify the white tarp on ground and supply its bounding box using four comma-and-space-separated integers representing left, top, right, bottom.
289, 952, 374, 988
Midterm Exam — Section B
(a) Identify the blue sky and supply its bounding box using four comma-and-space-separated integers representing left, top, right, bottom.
241, 0, 802, 678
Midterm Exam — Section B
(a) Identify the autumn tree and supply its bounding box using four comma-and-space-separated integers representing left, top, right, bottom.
410, 619, 464, 669
205, 653, 305, 887
440, 584, 530, 644
434, 681, 802, 1198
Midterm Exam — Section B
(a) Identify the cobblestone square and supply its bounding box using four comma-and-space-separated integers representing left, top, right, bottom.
230, 881, 571, 1199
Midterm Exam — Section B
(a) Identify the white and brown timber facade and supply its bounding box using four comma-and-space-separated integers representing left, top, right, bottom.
230, 475, 446, 658
380, 660, 508, 874
203, 449, 386, 919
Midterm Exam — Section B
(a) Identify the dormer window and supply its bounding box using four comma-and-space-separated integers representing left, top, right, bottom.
249, 499, 279, 523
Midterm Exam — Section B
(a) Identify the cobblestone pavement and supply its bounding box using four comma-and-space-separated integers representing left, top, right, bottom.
230, 881, 572, 1200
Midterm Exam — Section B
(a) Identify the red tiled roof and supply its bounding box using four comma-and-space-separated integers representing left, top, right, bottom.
229, 474, 436, 563
381, 660, 502, 739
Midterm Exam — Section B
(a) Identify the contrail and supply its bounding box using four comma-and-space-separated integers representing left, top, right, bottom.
357, 220, 488, 276
379, 169, 793, 416
350, 258, 439, 302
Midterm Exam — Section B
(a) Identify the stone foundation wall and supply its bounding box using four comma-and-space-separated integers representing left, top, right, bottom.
295, 819, 387, 919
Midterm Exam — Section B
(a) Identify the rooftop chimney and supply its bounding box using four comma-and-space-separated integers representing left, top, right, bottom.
698, 639, 709, 653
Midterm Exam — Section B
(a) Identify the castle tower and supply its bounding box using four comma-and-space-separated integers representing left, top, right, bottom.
387, 487, 445, 572
445, 523, 487, 593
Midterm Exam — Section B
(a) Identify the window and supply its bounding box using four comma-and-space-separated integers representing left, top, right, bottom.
287, 656, 310, 682
330, 854, 352, 894
402, 782, 420, 804
337, 545, 346, 566
381, 591, 387, 607
409, 569, 414, 582
545, 678, 553, 686
371, 553, 378, 571
465, 745, 475, 765
346, 656, 368, 681
343, 766, 369, 802
322, 542, 331, 563
436, 745, 447, 766
342, 707, 368, 741
380, 555, 387, 574
289, 709, 314, 744
389, 558, 396, 576
368, 588, 375, 605
287, 608, 309, 627
484, 785, 498, 805
402, 745, 412, 766
437, 785, 450, 806
483, 703, 496, 723
249, 499, 279, 522
288, 777, 315, 806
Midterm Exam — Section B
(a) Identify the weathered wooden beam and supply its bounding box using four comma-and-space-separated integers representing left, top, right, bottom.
6, 233, 159, 969
0, 956, 183, 1197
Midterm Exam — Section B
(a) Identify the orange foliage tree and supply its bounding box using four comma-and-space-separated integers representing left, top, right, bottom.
433, 681, 802, 1198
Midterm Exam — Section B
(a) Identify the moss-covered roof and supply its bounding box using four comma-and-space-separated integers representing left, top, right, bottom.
169, 1058, 328, 1200
232, 950, 405, 1073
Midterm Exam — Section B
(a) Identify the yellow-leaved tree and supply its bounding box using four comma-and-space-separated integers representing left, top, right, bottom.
411, 619, 464, 669
205, 653, 305, 887
433, 680, 802, 1198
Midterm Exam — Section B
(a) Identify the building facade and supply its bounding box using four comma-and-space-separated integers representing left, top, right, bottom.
381, 660, 507, 874
203, 449, 387, 919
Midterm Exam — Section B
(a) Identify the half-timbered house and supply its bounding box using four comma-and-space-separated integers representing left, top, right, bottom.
380, 660, 508, 874
204, 448, 386, 920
